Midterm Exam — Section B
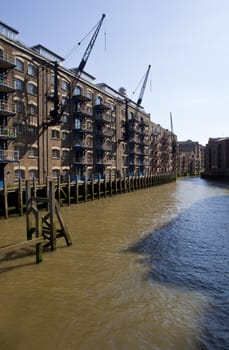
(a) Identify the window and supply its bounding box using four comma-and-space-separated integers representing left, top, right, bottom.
27, 83, 38, 95
74, 118, 81, 129
52, 169, 60, 178
74, 86, 82, 96
15, 59, 24, 72
14, 169, 25, 181
51, 129, 60, 139
52, 149, 60, 158
27, 147, 38, 157
51, 75, 54, 85
62, 80, 69, 91
86, 91, 92, 99
28, 104, 38, 115
14, 145, 25, 158
129, 111, 134, 120
96, 96, 103, 105
86, 106, 93, 115
62, 96, 68, 107
15, 78, 24, 91
63, 114, 68, 123
62, 150, 69, 160
15, 100, 24, 113
28, 64, 38, 77
28, 126, 37, 136
16, 125, 24, 136
62, 131, 68, 140
29, 169, 38, 179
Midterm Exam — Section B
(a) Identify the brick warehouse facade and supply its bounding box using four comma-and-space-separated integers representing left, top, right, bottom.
0, 21, 177, 187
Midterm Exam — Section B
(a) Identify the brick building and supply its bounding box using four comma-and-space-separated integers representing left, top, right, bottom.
0, 21, 176, 187
203, 137, 229, 178
177, 140, 205, 176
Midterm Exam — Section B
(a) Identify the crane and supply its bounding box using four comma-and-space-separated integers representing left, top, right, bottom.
136, 64, 151, 107
50, 13, 106, 124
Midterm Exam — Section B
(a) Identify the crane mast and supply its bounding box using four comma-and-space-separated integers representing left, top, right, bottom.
78, 13, 105, 74
136, 64, 151, 107
50, 13, 106, 124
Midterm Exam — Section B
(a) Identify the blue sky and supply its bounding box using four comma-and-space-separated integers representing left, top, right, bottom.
2, 0, 229, 145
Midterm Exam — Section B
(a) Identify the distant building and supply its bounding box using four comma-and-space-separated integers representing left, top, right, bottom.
177, 140, 205, 176
203, 137, 229, 178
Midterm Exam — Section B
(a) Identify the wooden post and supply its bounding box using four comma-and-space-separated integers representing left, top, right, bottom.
18, 177, 23, 216
57, 176, 61, 203
84, 176, 87, 202
119, 176, 122, 194
49, 181, 57, 251
3, 180, 8, 219
32, 177, 37, 199
98, 178, 101, 199
75, 177, 79, 203
67, 175, 71, 206
115, 175, 118, 194
109, 176, 112, 196
104, 176, 107, 198
25, 180, 31, 240
91, 177, 94, 200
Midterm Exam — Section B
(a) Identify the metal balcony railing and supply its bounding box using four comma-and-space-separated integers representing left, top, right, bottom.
0, 100, 16, 116
0, 126, 16, 138
0, 53, 15, 69
0, 149, 19, 162
0, 75, 15, 93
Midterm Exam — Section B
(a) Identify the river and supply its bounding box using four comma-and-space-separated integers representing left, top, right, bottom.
0, 177, 229, 350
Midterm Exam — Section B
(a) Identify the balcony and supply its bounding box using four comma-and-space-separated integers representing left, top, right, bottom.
0, 126, 16, 139
0, 75, 15, 93
74, 157, 93, 165
72, 93, 91, 103
95, 113, 111, 124
96, 128, 115, 138
94, 103, 110, 112
0, 100, 16, 116
95, 143, 113, 152
74, 124, 93, 133
0, 53, 15, 70
74, 141, 93, 150
0, 149, 19, 163
96, 158, 112, 166
74, 108, 93, 119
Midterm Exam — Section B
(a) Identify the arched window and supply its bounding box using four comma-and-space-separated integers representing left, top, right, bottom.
15, 100, 24, 113
14, 169, 25, 181
15, 58, 24, 72
52, 169, 60, 178
15, 78, 24, 91
51, 129, 60, 139
96, 96, 103, 105
29, 169, 38, 179
27, 64, 38, 77
52, 149, 60, 159
74, 86, 82, 96
27, 83, 38, 95
129, 111, 134, 120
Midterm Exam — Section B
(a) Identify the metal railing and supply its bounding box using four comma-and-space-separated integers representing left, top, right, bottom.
0, 126, 16, 138
0, 150, 19, 162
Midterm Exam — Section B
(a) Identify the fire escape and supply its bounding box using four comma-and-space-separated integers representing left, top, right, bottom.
73, 88, 93, 180
0, 50, 18, 188
94, 98, 115, 179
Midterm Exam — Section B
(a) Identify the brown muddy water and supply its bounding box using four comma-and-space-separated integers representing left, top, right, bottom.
0, 177, 229, 350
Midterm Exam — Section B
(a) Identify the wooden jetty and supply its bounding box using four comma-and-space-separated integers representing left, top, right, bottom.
0, 173, 176, 219
0, 180, 72, 263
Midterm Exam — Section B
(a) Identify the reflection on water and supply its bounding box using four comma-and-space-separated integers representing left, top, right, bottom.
0, 178, 229, 349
